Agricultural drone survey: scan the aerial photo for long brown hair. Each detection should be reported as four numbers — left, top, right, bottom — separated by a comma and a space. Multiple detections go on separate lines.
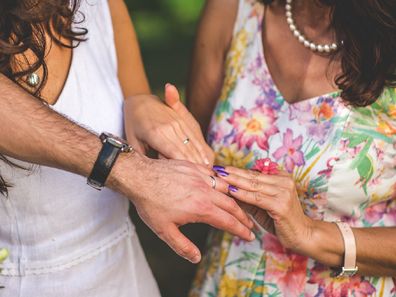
262, 0, 396, 106
0, 0, 87, 195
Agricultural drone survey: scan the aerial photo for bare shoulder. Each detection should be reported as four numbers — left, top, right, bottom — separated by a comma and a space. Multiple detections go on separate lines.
197, 0, 239, 54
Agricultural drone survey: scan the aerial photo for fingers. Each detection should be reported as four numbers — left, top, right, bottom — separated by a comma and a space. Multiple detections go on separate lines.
160, 122, 203, 164
212, 192, 254, 229
223, 166, 288, 186
201, 174, 229, 194
165, 84, 212, 165
227, 186, 276, 212
218, 170, 281, 195
160, 224, 201, 263
201, 205, 255, 242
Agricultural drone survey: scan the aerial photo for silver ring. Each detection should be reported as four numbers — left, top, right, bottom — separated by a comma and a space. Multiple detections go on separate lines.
183, 138, 190, 145
210, 176, 217, 189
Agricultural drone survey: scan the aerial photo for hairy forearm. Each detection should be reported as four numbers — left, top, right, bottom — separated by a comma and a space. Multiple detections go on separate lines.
0, 75, 101, 176
302, 220, 396, 276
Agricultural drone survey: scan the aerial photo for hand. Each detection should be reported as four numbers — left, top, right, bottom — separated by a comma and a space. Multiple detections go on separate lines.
214, 165, 313, 252
123, 86, 214, 166
111, 154, 254, 263
163, 84, 215, 165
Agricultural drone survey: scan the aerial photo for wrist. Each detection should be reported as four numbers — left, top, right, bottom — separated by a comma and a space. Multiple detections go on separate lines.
107, 151, 152, 201
298, 219, 344, 267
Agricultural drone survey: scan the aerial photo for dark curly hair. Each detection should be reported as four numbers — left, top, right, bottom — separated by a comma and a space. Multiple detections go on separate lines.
261, 0, 396, 106
0, 0, 87, 195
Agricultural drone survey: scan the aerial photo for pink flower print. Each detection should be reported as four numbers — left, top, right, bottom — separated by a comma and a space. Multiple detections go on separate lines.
391, 278, 396, 294
273, 129, 305, 173
318, 157, 339, 178
262, 233, 308, 296
364, 201, 388, 224
309, 263, 376, 297
228, 105, 278, 150
252, 158, 279, 174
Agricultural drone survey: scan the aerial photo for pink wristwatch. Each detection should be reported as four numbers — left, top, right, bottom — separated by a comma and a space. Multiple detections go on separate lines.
333, 221, 359, 277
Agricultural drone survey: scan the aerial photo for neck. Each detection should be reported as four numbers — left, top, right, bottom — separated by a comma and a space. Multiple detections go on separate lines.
293, 0, 332, 31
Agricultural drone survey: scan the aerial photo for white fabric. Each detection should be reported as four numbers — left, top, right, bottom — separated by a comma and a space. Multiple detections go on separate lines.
0, 1, 160, 296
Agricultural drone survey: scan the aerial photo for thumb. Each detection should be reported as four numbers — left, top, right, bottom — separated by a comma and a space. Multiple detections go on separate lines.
162, 224, 201, 264
164, 83, 185, 112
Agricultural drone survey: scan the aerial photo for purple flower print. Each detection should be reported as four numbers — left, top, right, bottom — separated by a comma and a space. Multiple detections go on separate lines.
273, 129, 305, 173
288, 101, 312, 123
307, 121, 332, 144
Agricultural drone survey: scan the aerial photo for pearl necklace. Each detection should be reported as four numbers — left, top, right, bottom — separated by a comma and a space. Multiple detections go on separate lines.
285, 0, 338, 53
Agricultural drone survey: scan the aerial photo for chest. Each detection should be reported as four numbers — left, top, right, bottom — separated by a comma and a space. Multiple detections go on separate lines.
262, 7, 340, 104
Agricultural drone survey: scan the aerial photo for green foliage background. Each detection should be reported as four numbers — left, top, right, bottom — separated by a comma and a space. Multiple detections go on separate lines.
124, 1, 208, 297
126, 0, 205, 95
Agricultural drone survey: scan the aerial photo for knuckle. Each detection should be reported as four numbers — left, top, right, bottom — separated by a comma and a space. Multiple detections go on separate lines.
248, 170, 261, 179
227, 199, 240, 213
253, 191, 262, 202
284, 178, 295, 190
225, 217, 238, 230
177, 243, 194, 258
249, 176, 261, 190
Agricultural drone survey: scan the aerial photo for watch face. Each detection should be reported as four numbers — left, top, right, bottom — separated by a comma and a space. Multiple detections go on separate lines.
100, 132, 132, 151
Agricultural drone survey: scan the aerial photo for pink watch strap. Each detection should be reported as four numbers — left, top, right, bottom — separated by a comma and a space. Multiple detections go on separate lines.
335, 221, 358, 276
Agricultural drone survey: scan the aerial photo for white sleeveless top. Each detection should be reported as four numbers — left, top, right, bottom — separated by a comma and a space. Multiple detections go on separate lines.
0, 1, 160, 296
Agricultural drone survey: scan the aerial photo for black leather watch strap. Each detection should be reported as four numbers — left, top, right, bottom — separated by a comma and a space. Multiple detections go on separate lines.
87, 140, 122, 190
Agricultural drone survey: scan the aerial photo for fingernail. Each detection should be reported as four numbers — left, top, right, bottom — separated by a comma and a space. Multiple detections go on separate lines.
228, 185, 238, 193
250, 231, 256, 241
191, 254, 201, 264
213, 165, 225, 171
216, 170, 229, 177
204, 158, 210, 165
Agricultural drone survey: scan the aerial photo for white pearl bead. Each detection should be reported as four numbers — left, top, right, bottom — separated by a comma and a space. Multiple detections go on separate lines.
285, 0, 339, 53
324, 45, 331, 52
294, 30, 301, 38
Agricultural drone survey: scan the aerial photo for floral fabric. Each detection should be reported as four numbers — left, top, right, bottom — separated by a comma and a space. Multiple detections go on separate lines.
189, 0, 396, 296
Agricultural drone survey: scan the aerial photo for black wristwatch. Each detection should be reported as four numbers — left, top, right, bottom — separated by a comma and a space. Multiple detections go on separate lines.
87, 132, 134, 190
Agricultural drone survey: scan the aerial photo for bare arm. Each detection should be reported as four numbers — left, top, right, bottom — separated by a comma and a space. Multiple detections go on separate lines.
0, 75, 100, 176
109, 0, 215, 165
187, 0, 238, 134
218, 166, 396, 276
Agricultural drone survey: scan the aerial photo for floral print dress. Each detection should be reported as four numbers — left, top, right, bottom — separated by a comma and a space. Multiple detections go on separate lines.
189, 0, 396, 296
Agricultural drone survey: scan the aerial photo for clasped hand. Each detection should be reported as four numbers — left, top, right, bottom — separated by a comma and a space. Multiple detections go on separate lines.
213, 165, 314, 253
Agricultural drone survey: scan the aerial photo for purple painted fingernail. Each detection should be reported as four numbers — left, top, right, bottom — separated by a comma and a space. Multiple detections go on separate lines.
228, 185, 238, 193
213, 165, 225, 171
216, 170, 229, 177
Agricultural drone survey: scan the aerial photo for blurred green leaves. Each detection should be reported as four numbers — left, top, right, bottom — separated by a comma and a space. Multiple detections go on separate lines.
125, 0, 205, 94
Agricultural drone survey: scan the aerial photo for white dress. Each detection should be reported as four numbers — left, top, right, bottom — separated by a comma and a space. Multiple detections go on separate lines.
0, 1, 161, 296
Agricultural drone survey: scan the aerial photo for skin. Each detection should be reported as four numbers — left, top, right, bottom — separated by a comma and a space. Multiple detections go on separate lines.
0, 0, 255, 264
186, 0, 396, 276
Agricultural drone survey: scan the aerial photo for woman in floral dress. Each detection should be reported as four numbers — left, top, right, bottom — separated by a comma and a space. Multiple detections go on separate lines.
186, 0, 396, 296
